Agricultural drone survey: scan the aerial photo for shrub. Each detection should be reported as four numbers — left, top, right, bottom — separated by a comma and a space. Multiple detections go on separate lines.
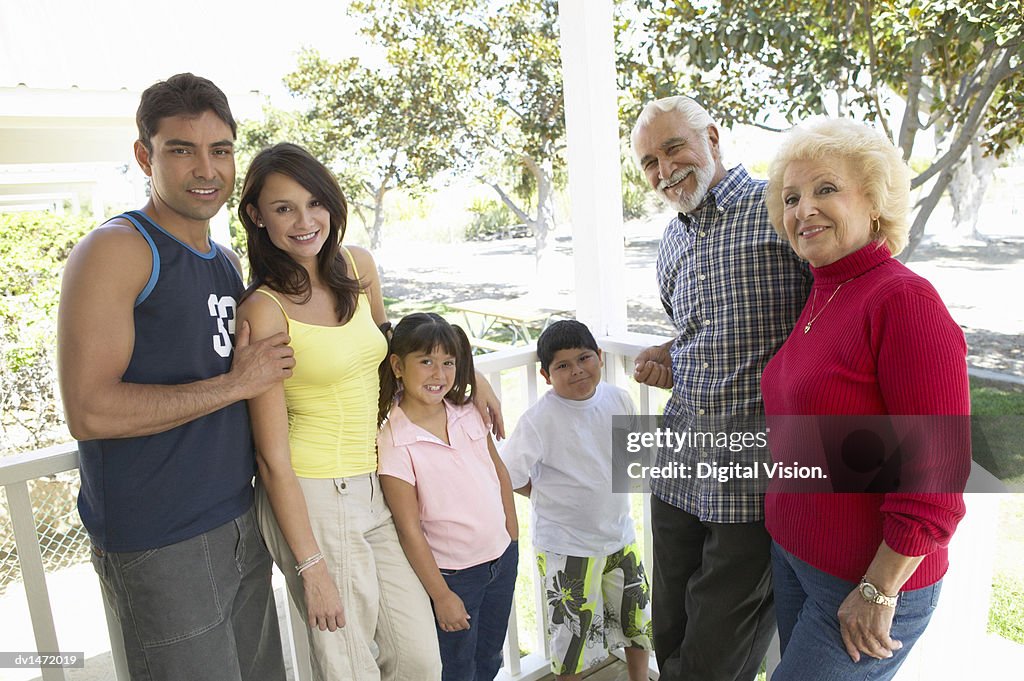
622, 159, 654, 220
1, 212, 93, 453
464, 197, 523, 240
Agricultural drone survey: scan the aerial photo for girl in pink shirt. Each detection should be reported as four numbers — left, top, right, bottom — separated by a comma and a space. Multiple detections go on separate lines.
377, 313, 519, 681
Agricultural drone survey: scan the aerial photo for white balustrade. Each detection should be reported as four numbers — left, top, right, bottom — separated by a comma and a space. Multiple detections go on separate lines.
0, 337, 1010, 681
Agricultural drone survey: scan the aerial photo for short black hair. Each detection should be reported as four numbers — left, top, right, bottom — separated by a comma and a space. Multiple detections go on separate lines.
537, 319, 599, 372
136, 73, 236, 152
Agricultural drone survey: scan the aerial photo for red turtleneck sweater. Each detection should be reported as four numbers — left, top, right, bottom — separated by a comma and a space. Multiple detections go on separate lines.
762, 241, 970, 590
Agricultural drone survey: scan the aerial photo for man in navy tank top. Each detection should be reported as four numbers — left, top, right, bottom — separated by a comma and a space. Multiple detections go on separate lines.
57, 73, 294, 681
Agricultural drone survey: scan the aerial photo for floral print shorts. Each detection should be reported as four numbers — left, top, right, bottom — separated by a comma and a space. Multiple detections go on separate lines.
537, 543, 653, 675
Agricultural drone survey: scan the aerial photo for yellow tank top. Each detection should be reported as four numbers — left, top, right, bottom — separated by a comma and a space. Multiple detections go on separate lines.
253, 249, 386, 478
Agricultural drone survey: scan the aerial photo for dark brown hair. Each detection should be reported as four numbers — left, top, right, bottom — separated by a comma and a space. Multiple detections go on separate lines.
378, 313, 476, 426
136, 73, 236, 152
537, 319, 600, 372
238, 143, 361, 321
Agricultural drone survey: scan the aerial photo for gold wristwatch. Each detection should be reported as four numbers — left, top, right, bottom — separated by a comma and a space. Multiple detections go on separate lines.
858, 577, 898, 607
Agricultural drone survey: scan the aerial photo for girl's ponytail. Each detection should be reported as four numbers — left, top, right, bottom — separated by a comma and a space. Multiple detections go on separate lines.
448, 323, 477, 407
378, 338, 400, 428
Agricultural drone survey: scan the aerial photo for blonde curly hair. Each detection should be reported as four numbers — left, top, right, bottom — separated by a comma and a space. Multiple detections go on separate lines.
765, 118, 911, 256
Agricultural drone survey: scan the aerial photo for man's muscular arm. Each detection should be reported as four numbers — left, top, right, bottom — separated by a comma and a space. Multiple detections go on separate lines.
57, 222, 295, 441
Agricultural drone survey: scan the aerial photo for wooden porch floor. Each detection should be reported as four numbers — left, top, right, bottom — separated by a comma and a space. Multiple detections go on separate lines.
537, 656, 635, 681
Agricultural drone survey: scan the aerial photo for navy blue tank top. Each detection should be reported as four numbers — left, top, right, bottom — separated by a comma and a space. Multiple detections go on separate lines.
77, 211, 255, 552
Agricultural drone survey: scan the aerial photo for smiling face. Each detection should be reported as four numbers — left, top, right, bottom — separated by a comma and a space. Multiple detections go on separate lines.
633, 110, 724, 214
391, 345, 458, 411
781, 157, 877, 267
135, 110, 235, 227
541, 347, 603, 401
248, 172, 330, 268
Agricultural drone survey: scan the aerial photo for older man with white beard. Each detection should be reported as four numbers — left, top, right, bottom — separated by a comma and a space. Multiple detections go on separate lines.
630, 96, 810, 681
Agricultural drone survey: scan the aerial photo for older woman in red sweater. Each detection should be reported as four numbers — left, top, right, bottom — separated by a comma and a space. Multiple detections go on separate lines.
761, 118, 970, 680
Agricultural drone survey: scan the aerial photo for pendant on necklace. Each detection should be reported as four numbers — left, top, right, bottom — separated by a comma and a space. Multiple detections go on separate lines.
803, 321, 812, 334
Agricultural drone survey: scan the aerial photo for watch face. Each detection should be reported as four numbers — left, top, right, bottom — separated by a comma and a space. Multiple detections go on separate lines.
859, 581, 895, 606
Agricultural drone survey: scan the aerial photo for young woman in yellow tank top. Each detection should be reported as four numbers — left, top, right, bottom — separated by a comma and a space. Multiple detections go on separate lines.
235, 143, 503, 681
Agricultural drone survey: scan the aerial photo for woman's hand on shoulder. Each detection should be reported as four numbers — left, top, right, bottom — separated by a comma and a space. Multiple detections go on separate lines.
300, 559, 346, 632
434, 589, 471, 632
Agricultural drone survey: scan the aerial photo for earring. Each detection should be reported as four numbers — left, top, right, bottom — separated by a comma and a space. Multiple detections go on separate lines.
872, 217, 881, 234
257, 221, 265, 228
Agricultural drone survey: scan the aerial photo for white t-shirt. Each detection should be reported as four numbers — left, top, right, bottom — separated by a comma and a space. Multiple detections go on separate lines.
500, 381, 637, 557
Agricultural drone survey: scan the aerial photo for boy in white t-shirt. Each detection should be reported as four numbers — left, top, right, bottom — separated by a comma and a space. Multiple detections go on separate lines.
501, 320, 652, 680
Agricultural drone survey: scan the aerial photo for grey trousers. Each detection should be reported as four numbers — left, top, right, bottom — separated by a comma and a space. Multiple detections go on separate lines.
91, 506, 286, 681
650, 495, 776, 681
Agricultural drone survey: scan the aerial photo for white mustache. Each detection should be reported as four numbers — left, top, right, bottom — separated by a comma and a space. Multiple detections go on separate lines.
658, 168, 694, 191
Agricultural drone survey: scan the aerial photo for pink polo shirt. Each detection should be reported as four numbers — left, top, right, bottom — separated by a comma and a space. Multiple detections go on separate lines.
378, 400, 511, 570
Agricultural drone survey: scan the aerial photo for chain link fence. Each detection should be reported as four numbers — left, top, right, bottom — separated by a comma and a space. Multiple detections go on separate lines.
0, 471, 91, 596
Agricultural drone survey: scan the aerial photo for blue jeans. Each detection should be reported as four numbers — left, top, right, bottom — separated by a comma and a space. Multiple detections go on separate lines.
436, 540, 518, 681
91, 507, 286, 681
771, 542, 941, 681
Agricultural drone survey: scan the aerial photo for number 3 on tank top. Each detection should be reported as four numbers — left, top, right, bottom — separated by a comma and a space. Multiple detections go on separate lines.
208, 294, 238, 358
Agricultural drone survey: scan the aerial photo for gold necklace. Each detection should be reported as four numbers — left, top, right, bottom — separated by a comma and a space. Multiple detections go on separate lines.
803, 276, 859, 334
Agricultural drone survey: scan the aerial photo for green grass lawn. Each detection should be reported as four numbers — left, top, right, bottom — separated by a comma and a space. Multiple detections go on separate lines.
970, 379, 1024, 487
991, 492, 1024, 644
970, 379, 1024, 644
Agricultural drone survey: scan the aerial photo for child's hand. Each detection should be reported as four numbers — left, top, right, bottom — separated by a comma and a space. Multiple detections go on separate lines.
301, 560, 346, 631
434, 590, 471, 632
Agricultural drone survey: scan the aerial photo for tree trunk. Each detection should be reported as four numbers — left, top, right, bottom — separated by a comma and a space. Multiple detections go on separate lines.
901, 161, 958, 262
527, 156, 556, 275
480, 154, 560, 286
948, 139, 999, 241
369, 187, 388, 251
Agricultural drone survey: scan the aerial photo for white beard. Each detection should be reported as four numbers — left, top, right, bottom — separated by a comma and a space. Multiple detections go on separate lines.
657, 138, 716, 214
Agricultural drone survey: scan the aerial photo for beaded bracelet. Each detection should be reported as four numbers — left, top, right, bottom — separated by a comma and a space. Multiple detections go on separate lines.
295, 552, 324, 576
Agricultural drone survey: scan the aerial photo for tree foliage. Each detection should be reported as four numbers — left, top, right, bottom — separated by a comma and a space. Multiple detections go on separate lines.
236, 42, 471, 251
621, 0, 1024, 258
1, 212, 92, 451
238, 0, 567, 263
349, 0, 567, 266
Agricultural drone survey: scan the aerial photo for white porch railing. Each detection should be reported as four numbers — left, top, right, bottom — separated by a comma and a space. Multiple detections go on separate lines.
0, 334, 1010, 681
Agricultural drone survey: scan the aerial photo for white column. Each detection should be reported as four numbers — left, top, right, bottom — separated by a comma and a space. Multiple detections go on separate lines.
557, 0, 627, 337
210, 206, 232, 247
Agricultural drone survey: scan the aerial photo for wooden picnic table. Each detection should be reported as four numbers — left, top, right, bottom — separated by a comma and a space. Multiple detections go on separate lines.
448, 295, 575, 350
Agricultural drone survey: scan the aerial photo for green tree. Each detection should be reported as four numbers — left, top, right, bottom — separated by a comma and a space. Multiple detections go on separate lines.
350, 0, 567, 269
239, 46, 471, 251
621, 0, 1024, 259
1, 212, 92, 451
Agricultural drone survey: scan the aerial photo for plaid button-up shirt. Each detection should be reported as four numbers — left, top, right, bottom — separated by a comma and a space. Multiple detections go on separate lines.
652, 165, 811, 522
